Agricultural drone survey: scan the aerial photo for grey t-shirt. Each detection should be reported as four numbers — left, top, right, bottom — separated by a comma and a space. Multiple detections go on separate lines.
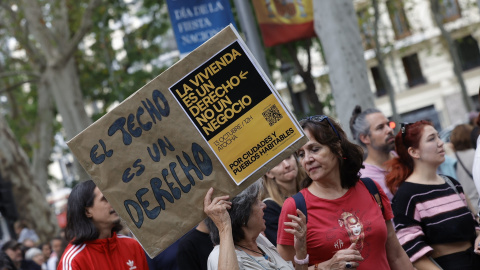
207, 234, 294, 270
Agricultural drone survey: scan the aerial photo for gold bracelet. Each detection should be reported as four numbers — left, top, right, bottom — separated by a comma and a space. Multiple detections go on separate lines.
314, 263, 319, 270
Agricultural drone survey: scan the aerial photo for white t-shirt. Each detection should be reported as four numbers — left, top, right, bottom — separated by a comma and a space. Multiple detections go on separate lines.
473, 136, 480, 209
47, 255, 58, 270
207, 234, 294, 270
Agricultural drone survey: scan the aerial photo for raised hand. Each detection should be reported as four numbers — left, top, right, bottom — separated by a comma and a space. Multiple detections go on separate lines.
283, 209, 307, 253
203, 187, 232, 231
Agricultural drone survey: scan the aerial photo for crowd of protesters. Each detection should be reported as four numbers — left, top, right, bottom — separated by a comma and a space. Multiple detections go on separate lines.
0, 220, 67, 270
2, 103, 480, 270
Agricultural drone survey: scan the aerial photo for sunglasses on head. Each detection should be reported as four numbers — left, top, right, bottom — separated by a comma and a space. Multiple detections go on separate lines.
401, 122, 413, 144
301, 115, 342, 141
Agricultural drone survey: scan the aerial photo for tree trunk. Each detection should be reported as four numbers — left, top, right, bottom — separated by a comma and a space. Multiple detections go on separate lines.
372, 0, 400, 129
44, 60, 92, 181
286, 42, 324, 115
19, 0, 100, 180
430, 0, 474, 111
313, 0, 375, 137
30, 75, 55, 194
275, 47, 304, 116
0, 115, 58, 243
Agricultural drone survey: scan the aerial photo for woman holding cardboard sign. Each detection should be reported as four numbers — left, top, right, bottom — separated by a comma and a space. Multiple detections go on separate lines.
204, 183, 309, 270
276, 115, 412, 269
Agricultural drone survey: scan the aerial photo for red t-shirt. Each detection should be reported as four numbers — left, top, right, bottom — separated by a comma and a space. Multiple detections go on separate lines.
277, 180, 393, 269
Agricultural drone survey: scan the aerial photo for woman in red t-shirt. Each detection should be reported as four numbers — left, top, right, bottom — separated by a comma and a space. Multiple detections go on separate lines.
277, 115, 413, 270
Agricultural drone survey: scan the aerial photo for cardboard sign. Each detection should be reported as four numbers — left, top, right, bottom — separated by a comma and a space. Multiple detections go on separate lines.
67, 25, 307, 258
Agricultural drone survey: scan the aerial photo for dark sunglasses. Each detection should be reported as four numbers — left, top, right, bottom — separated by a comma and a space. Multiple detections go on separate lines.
301, 115, 342, 140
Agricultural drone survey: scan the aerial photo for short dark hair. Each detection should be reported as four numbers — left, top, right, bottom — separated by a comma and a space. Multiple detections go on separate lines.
65, 180, 122, 245
300, 116, 364, 189
208, 183, 260, 244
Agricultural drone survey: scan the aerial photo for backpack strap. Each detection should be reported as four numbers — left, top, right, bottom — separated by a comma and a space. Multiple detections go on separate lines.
360, 177, 384, 215
292, 192, 307, 224
292, 178, 384, 222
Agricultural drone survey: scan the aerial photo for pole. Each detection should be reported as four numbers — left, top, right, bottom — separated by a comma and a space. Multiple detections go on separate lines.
233, 0, 271, 77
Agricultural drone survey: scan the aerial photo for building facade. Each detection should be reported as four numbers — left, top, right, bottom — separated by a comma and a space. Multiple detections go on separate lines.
276, 0, 480, 131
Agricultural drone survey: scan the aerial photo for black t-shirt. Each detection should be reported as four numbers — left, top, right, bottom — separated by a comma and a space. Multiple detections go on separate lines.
263, 199, 282, 247
176, 229, 213, 270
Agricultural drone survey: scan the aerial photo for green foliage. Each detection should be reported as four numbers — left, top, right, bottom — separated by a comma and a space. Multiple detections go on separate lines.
0, 0, 174, 158
76, 0, 174, 121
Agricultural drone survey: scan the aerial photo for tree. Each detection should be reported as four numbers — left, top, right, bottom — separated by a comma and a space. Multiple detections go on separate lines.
76, 0, 173, 120
284, 39, 324, 116
237, 0, 324, 117
372, 0, 400, 128
0, 0, 173, 238
270, 40, 324, 117
313, 0, 375, 136
0, 113, 58, 242
1, 0, 103, 180
430, 0, 474, 111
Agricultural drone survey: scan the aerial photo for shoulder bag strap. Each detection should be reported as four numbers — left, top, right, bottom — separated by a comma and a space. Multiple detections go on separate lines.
360, 177, 384, 215
292, 192, 307, 224
441, 174, 460, 196
441, 174, 469, 208
454, 151, 474, 179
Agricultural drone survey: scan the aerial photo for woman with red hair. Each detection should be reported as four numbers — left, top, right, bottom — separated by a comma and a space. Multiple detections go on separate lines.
386, 120, 480, 269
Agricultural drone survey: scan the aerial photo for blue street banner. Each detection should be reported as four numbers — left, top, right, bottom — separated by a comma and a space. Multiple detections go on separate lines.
166, 0, 236, 55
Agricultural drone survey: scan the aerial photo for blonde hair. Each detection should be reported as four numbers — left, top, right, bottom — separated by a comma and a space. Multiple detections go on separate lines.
260, 156, 306, 206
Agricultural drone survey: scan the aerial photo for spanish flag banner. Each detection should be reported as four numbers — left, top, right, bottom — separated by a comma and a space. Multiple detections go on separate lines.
252, 0, 316, 47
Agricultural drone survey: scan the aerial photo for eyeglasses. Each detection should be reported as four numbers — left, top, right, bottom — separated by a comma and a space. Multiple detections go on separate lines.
401, 122, 413, 142
300, 115, 342, 140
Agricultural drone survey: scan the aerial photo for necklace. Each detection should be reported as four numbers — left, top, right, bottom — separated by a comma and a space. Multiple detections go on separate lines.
235, 244, 270, 261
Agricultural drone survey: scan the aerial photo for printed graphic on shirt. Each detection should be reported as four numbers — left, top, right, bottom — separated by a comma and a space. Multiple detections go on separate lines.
333, 239, 344, 249
338, 212, 365, 252
127, 259, 137, 270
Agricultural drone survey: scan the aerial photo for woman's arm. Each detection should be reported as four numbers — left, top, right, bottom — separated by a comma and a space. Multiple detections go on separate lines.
204, 188, 239, 270
412, 256, 442, 270
283, 210, 308, 270
384, 220, 414, 270
474, 230, 480, 255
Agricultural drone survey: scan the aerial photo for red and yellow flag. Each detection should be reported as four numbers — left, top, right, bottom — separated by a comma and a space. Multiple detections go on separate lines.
252, 0, 316, 47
